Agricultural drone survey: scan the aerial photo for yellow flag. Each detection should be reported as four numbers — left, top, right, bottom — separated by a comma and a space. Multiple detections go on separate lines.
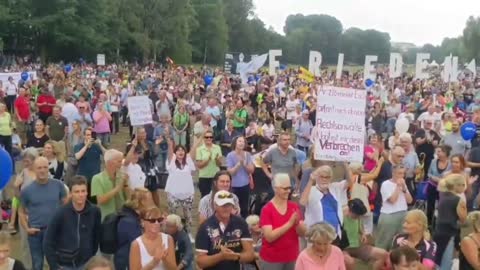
298, 67, 314, 82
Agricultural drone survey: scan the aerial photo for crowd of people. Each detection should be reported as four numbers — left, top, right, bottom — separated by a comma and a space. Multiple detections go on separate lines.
0, 62, 479, 270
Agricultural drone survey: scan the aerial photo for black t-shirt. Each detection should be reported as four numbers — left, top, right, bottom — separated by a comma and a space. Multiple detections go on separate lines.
195, 215, 252, 270
469, 146, 480, 177
414, 129, 440, 161
471, 122, 480, 148
26, 133, 50, 148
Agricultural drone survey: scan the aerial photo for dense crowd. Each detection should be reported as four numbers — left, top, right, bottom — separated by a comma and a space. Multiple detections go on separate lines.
0, 62, 479, 270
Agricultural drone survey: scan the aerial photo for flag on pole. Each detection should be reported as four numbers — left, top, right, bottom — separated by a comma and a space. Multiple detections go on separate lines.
298, 67, 314, 82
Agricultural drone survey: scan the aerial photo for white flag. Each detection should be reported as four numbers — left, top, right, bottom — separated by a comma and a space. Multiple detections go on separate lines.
238, 53, 268, 84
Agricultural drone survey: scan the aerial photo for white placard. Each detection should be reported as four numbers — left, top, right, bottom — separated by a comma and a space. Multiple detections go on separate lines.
127, 96, 152, 126
0, 72, 37, 86
314, 86, 366, 162
97, 54, 106, 66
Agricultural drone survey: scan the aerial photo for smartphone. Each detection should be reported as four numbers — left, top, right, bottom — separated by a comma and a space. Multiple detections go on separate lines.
91, 131, 97, 140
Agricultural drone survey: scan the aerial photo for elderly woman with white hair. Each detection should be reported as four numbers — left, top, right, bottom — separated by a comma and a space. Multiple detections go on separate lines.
398, 133, 420, 195
164, 214, 194, 270
259, 173, 306, 270
295, 222, 346, 270
300, 164, 352, 239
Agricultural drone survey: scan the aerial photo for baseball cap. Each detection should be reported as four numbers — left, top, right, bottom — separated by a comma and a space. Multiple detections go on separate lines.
214, 191, 235, 206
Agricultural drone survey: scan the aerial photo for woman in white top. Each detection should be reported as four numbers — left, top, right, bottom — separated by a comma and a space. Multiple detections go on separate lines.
123, 142, 147, 189
164, 137, 200, 231
129, 207, 176, 270
109, 87, 121, 134
375, 165, 413, 250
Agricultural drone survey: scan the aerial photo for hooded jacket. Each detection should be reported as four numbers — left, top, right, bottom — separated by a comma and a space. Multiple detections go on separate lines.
114, 206, 142, 270
44, 201, 101, 270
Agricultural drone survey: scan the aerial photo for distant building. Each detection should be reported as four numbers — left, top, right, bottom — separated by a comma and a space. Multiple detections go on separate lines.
391, 42, 418, 53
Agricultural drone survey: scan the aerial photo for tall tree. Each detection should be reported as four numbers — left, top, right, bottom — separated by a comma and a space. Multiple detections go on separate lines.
190, 0, 228, 64
284, 14, 343, 64
463, 16, 480, 61
223, 0, 254, 53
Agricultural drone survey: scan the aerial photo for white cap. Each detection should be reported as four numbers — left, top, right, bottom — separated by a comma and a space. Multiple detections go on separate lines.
214, 190, 235, 206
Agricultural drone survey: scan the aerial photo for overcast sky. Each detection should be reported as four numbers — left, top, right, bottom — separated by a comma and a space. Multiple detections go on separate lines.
253, 0, 478, 46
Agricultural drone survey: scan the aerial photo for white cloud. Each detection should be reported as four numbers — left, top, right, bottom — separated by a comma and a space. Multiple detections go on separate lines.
253, 0, 477, 46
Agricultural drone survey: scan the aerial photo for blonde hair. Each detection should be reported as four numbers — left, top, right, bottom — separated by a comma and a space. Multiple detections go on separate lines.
306, 222, 337, 243
438, 174, 466, 193
141, 207, 163, 220
246, 215, 260, 227
84, 256, 114, 270
348, 162, 363, 175
399, 133, 412, 143
166, 214, 184, 231
406, 209, 431, 240
468, 211, 480, 233
124, 188, 150, 212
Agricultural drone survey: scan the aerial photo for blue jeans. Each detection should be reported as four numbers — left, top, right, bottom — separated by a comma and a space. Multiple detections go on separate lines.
27, 228, 47, 270
386, 117, 396, 136
440, 237, 455, 270
468, 179, 480, 211
97, 132, 110, 147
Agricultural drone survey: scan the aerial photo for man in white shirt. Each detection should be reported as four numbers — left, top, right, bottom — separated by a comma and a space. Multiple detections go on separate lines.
285, 93, 299, 130
417, 105, 441, 128
5, 76, 18, 113
61, 97, 79, 133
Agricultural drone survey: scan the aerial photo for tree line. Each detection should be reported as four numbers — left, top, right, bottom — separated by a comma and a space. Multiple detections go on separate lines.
0, 0, 479, 65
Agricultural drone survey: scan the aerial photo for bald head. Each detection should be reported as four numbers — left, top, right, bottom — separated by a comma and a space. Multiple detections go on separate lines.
391, 146, 405, 165
34, 157, 50, 181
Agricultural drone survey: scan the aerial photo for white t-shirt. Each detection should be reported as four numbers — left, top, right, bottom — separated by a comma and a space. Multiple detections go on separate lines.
125, 163, 146, 189
165, 155, 196, 199
5, 82, 17, 96
380, 180, 408, 214
262, 124, 274, 140
285, 100, 299, 120
417, 112, 441, 128
398, 112, 415, 123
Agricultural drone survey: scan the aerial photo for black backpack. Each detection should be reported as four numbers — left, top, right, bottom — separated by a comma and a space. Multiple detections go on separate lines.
100, 212, 124, 254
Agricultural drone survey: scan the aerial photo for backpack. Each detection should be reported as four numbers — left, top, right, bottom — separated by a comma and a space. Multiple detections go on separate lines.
100, 212, 124, 254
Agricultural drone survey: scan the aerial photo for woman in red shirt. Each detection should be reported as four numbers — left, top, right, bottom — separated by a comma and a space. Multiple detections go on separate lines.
260, 173, 306, 270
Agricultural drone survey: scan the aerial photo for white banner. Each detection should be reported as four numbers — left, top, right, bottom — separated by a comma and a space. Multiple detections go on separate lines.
314, 86, 366, 162
127, 96, 152, 126
97, 54, 106, 66
0, 72, 37, 86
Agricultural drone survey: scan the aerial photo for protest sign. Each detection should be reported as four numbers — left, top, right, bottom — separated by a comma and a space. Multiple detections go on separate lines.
0, 71, 37, 86
127, 96, 152, 126
314, 86, 366, 162
97, 54, 106, 66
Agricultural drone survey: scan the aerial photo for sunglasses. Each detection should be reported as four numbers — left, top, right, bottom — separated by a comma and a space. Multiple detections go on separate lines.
204, 136, 213, 139
144, 217, 164, 223
217, 193, 233, 199
278, 186, 292, 191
